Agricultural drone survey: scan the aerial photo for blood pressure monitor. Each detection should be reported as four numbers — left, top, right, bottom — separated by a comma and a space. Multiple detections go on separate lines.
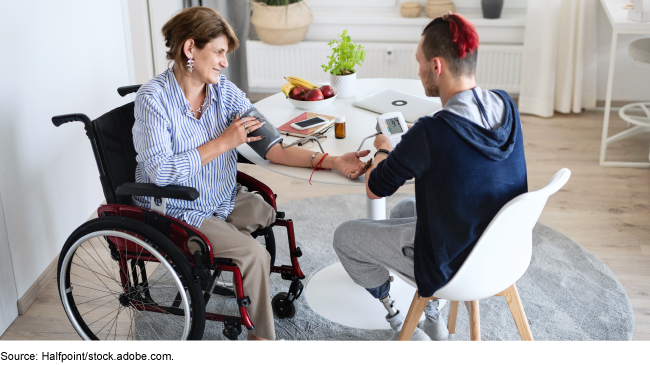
377, 112, 408, 148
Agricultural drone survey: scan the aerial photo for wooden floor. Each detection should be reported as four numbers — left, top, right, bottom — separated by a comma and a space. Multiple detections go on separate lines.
2, 109, 649, 341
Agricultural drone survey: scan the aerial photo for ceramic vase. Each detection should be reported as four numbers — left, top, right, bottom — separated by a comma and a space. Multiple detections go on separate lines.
329, 72, 356, 99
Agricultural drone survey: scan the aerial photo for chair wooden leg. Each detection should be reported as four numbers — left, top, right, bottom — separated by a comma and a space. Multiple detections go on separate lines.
397, 291, 428, 341
469, 300, 480, 341
504, 283, 533, 341
447, 301, 459, 334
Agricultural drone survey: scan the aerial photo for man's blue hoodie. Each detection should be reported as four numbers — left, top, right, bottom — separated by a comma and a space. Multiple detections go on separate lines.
368, 89, 528, 297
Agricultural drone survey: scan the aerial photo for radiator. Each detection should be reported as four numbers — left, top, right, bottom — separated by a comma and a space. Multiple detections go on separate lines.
247, 40, 523, 94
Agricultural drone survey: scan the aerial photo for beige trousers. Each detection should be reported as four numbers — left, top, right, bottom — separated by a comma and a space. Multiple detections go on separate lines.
198, 184, 277, 340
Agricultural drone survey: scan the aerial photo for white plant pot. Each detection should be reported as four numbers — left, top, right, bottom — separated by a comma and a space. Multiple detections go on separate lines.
329, 72, 356, 99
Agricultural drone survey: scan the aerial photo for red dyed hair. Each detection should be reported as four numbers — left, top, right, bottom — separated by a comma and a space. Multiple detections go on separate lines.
448, 14, 479, 59
421, 13, 479, 77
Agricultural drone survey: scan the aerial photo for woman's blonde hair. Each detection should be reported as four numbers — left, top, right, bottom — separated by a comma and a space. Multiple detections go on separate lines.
162, 6, 239, 69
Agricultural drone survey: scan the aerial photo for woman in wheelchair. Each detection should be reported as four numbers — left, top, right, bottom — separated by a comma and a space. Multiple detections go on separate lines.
131, 7, 370, 341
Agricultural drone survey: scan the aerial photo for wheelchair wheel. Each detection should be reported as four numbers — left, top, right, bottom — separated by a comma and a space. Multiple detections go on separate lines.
57, 216, 205, 340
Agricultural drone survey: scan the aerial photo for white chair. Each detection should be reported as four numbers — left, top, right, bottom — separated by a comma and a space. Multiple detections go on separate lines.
603, 38, 650, 165
396, 168, 572, 341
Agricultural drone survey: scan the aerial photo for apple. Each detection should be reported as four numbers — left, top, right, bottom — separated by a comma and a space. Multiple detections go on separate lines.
290, 87, 309, 101
305, 89, 324, 101
320, 85, 335, 99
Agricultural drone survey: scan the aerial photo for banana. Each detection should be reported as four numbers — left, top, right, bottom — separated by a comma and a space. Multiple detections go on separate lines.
281, 83, 296, 97
284, 76, 319, 90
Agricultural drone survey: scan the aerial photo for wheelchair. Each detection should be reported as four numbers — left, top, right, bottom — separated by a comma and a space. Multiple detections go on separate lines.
52, 85, 305, 340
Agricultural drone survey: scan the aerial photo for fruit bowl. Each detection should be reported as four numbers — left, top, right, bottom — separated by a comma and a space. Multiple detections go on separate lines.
286, 86, 338, 110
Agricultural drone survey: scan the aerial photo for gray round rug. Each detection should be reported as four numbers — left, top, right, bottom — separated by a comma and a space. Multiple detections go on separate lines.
195, 194, 634, 340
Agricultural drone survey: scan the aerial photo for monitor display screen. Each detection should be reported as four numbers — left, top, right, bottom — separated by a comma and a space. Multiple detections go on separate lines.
385, 117, 403, 134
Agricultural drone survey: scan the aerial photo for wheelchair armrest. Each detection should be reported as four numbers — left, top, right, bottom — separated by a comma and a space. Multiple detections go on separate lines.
236, 171, 277, 211
116, 182, 199, 201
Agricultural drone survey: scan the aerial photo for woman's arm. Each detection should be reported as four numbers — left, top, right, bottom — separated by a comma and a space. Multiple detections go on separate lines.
197, 115, 264, 165
134, 93, 265, 185
134, 94, 203, 186
223, 80, 372, 179
265, 144, 372, 179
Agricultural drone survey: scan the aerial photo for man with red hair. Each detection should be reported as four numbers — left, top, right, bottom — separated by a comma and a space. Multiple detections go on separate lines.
333, 12, 528, 341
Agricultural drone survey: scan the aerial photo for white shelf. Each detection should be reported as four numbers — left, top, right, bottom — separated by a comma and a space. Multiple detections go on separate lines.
305, 7, 526, 44
311, 8, 526, 27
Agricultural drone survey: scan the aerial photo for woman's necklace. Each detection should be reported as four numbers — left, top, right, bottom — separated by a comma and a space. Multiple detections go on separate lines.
190, 86, 207, 118
191, 104, 203, 118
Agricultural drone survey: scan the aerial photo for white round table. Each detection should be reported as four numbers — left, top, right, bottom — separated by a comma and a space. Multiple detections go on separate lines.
237, 78, 440, 220
237, 79, 443, 330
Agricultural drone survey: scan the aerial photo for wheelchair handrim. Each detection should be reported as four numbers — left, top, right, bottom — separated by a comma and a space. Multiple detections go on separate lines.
59, 230, 191, 340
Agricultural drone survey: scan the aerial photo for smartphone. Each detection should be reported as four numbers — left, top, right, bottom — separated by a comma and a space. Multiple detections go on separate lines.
291, 116, 329, 130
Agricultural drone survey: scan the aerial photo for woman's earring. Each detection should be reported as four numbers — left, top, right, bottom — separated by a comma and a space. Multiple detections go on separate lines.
187, 57, 194, 73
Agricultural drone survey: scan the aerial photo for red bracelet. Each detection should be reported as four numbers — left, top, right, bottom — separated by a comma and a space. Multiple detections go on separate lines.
309, 153, 329, 185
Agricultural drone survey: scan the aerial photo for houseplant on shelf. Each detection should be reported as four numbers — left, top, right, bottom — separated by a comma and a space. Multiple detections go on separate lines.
250, 0, 313, 45
321, 30, 366, 99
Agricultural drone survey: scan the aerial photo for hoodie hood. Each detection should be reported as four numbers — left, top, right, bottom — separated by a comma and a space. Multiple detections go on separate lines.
434, 89, 519, 162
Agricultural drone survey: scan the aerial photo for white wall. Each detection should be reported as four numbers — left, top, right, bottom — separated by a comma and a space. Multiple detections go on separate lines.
128, 0, 156, 84
596, 3, 650, 102
0, 1, 133, 302
148, 0, 184, 76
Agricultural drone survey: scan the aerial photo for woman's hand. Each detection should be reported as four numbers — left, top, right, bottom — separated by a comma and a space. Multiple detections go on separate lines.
373, 134, 393, 152
333, 150, 372, 179
217, 115, 265, 151
198, 115, 266, 165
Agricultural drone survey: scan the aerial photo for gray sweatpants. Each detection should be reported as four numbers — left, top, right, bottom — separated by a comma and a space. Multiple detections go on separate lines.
333, 197, 417, 291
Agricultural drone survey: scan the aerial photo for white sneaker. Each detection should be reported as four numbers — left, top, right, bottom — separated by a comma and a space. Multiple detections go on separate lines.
386, 311, 431, 341
417, 300, 449, 341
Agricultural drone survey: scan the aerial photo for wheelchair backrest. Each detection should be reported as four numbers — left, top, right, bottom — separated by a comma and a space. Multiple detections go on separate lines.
92, 102, 138, 205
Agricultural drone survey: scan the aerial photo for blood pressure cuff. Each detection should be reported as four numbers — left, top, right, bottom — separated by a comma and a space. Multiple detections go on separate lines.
240, 107, 283, 160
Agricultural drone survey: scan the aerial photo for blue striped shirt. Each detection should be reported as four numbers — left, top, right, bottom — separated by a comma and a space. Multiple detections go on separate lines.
132, 68, 253, 227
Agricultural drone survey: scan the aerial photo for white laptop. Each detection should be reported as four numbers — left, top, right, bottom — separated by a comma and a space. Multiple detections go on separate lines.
352, 89, 442, 123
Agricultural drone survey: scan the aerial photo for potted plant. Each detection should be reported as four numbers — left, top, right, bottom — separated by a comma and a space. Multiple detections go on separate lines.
250, 0, 313, 45
321, 30, 366, 99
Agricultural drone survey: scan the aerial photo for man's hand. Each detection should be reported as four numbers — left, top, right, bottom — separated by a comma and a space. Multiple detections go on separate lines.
373, 134, 393, 152
333, 150, 372, 179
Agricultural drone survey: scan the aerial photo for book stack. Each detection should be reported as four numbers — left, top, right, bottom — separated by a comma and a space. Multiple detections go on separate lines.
278, 112, 335, 138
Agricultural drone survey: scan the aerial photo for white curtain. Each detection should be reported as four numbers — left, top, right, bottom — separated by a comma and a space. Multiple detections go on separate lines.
519, 0, 598, 118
